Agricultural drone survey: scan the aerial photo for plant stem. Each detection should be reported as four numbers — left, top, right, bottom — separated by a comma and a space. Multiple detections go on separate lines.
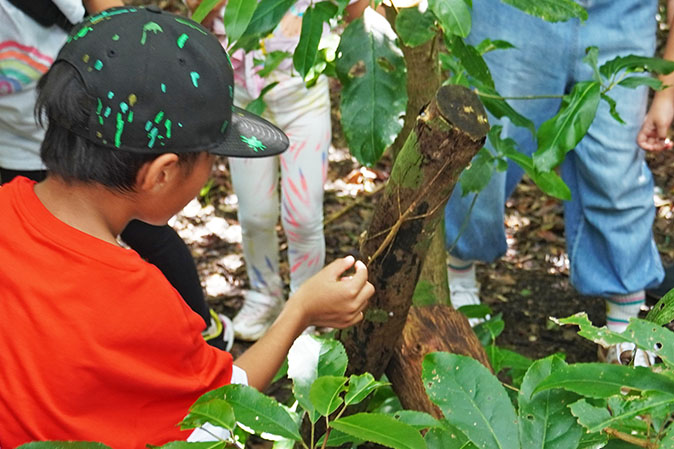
604, 427, 658, 449
475, 89, 564, 101
320, 427, 332, 449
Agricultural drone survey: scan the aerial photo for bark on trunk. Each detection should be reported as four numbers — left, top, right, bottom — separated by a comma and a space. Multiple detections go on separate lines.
339, 84, 489, 380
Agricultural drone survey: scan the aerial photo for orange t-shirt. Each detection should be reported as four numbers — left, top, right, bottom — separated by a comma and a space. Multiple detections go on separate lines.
0, 177, 234, 448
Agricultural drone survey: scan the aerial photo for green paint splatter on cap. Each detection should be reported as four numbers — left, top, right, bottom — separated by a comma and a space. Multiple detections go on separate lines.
145, 121, 153, 132
190, 72, 200, 87
241, 135, 266, 152
161, 83, 166, 93
220, 120, 228, 133
165, 119, 172, 138
115, 113, 124, 147
174, 17, 207, 35
128, 111, 134, 123
96, 98, 103, 115
141, 22, 163, 45
154, 111, 164, 123
82, 54, 90, 63
128, 94, 137, 106
177, 33, 189, 49
69, 26, 93, 43
103, 107, 111, 118
229, 85, 233, 98
112, 34, 120, 41
107, 91, 114, 99
120, 102, 128, 113
94, 60, 103, 71
148, 127, 159, 148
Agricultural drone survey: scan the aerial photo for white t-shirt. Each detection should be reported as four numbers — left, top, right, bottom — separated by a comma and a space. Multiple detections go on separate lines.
0, 0, 84, 170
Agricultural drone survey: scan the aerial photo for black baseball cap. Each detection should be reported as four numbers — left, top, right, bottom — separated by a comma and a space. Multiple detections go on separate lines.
54, 6, 288, 158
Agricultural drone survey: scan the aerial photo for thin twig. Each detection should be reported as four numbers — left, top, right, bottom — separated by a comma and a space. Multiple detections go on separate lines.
603, 427, 658, 449
323, 183, 385, 227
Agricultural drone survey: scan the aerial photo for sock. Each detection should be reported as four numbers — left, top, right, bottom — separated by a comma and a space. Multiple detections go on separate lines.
447, 255, 476, 285
605, 291, 645, 333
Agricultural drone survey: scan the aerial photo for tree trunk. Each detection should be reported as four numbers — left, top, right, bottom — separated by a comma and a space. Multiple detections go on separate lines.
339, 85, 489, 383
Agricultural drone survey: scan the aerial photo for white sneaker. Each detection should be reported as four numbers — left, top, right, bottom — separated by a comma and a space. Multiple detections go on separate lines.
448, 271, 487, 327
233, 290, 284, 341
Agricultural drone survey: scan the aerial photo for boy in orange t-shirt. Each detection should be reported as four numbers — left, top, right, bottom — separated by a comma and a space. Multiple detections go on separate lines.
0, 7, 373, 448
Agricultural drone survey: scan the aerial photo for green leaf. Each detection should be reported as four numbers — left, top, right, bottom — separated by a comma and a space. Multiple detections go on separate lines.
486, 345, 533, 380
618, 76, 664, 90
309, 375, 347, 416
331, 413, 426, 449
447, 36, 494, 89
600, 55, 674, 79
646, 288, 674, 325
476, 38, 515, 54
239, 0, 294, 47
221, 384, 301, 440
518, 356, 584, 449
244, 82, 278, 115
257, 51, 291, 77
316, 429, 363, 447
336, 9, 407, 166
293, 2, 337, 79
392, 410, 441, 430
600, 93, 625, 125
223, 0, 257, 43
395, 6, 436, 47
473, 313, 505, 345
191, 0, 222, 24
17, 444, 112, 449
554, 313, 674, 367
661, 423, 674, 449
533, 81, 601, 172
475, 85, 535, 136
500, 0, 588, 22
457, 303, 492, 319
423, 352, 519, 449
429, 0, 471, 38
345, 373, 389, 406
424, 425, 477, 449
583, 46, 601, 82
180, 399, 236, 431
529, 170, 572, 201
459, 148, 495, 195
577, 431, 608, 449
534, 364, 674, 398
570, 392, 674, 433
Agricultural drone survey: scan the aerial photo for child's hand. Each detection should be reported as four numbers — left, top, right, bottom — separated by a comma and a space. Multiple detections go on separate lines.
288, 256, 374, 329
638, 92, 674, 151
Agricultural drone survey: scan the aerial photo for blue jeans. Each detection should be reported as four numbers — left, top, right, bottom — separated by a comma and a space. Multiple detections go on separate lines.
444, 0, 664, 296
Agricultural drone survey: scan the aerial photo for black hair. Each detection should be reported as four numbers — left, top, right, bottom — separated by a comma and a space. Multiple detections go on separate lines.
35, 62, 199, 192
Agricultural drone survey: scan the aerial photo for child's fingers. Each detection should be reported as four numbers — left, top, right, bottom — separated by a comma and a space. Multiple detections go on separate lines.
325, 256, 356, 279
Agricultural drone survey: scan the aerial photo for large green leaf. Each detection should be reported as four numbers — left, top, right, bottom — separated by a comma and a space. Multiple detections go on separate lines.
600, 55, 674, 79
533, 81, 600, 172
223, 0, 257, 44
239, 0, 294, 47
331, 413, 426, 449
534, 364, 674, 398
180, 399, 236, 431
336, 9, 407, 165
518, 356, 583, 449
191, 0, 222, 24
293, 2, 337, 79
500, 0, 588, 22
423, 352, 519, 449
429, 0, 471, 38
17, 444, 111, 449
459, 147, 495, 195
309, 375, 347, 416
554, 313, 674, 367
221, 384, 301, 441
447, 36, 494, 88
570, 392, 674, 433
395, 6, 436, 47
646, 288, 674, 326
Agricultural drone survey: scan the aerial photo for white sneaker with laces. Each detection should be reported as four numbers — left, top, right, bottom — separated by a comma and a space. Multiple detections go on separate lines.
233, 290, 284, 341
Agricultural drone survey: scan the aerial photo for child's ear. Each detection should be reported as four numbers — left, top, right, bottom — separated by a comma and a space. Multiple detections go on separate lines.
136, 153, 180, 193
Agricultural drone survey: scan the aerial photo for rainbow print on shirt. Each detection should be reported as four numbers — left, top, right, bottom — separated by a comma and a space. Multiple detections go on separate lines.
0, 41, 53, 95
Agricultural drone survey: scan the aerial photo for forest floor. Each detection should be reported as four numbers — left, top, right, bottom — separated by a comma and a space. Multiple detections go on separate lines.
169, 77, 674, 366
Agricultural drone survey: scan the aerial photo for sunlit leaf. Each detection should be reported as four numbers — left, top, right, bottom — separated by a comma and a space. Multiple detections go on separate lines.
336, 9, 407, 165
395, 5, 436, 47
534, 81, 600, 172
238, 0, 294, 49
293, 2, 337, 78
600, 55, 674, 79
534, 364, 674, 398
223, 0, 257, 43
221, 384, 301, 440
646, 288, 674, 326
309, 375, 347, 416
191, 0, 222, 24
518, 355, 583, 449
423, 352, 519, 449
500, 0, 587, 22
331, 413, 426, 449
429, 0, 471, 37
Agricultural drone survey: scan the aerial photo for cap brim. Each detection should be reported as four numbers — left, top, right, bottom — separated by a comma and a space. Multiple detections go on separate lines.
212, 106, 289, 158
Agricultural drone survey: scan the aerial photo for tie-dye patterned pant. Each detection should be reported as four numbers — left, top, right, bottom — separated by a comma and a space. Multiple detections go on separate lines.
229, 74, 330, 300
